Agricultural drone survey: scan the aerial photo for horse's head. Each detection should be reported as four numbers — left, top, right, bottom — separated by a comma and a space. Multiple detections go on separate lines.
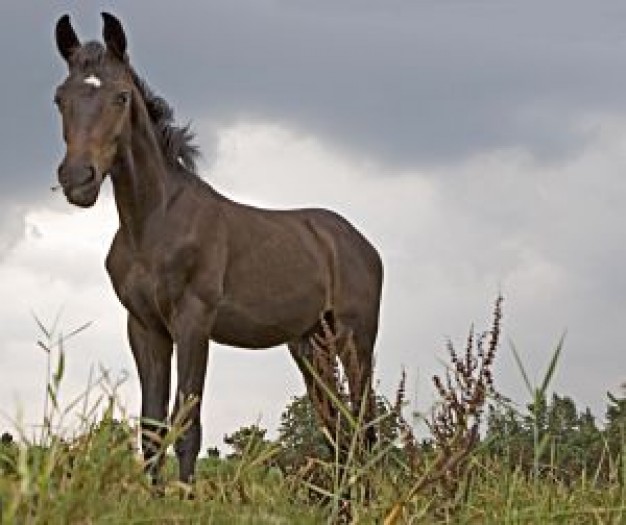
54, 13, 133, 208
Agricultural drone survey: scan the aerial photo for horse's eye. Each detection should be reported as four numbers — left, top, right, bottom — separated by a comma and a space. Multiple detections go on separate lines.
114, 91, 130, 106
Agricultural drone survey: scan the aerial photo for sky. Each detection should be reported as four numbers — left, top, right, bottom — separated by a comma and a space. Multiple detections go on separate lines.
1, 1, 625, 451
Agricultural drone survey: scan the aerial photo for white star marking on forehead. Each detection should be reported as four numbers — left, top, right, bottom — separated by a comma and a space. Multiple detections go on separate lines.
84, 75, 102, 88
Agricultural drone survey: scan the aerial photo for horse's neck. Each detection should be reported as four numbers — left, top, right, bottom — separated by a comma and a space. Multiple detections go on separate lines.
110, 120, 171, 245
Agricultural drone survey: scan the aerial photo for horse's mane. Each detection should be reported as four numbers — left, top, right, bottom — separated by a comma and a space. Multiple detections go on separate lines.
130, 70, 200, 173
73, 42, 200, 173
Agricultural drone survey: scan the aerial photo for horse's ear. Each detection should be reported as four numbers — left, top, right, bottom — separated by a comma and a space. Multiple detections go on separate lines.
55, 14, 80, 63
102, 12, 127, 61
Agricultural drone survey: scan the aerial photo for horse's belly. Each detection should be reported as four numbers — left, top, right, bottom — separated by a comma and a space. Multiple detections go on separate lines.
211, 299, 319, 349
211, 328, 285, 349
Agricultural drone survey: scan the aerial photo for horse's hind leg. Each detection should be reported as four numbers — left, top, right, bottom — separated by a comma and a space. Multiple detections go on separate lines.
337, 324, 377, 450
288, 340, 343, 451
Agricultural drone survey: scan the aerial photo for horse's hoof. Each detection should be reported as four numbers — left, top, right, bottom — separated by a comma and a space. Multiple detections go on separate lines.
175, 481, 195, 500
151, 484, 165, 498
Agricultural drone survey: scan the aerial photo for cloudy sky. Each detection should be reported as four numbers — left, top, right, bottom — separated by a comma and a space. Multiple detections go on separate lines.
1, 1, 625, 450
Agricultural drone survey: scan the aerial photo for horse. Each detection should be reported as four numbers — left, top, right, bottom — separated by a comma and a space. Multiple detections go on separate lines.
53, 12, 383, 485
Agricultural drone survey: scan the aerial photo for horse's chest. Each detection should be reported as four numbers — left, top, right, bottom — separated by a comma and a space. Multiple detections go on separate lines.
107, 245, 196, 327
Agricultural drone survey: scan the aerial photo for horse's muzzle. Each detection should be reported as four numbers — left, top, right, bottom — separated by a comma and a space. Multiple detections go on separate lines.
58, 162, 103, 208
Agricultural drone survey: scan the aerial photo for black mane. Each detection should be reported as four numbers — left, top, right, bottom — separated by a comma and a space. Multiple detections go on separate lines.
73, 42, 200, 173
130, 70, 200, 173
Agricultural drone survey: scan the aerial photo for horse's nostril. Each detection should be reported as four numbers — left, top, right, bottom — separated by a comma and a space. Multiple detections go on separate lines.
57, 163, 68, 185
85, 165, 97, 183
57, 163, 97, 188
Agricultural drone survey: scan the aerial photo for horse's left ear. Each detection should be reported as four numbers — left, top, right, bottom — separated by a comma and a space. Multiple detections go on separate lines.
102, 12, 127, 60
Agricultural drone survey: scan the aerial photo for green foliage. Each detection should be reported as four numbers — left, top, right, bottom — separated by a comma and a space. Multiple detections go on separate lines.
490, 336, 624, 487
223, 424, 269, 458
607, 388, 626, 441
273, 391, 411, 482
0, 404, 144, 523
0, 432, 17, 477
276, 395, 331, 471
205, 445, 220, 458
0, 304, 624, 523
486, 393, 609, 483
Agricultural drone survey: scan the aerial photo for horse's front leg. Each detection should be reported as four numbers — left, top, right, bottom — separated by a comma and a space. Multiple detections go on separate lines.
128, 314, 173, 483
171, 305, 213, 484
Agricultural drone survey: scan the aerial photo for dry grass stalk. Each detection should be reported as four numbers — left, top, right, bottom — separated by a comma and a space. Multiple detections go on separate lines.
385, 295, 504, 524
428, 294, 502, 494
391, 369, 420, 470
307, 314, 348, 445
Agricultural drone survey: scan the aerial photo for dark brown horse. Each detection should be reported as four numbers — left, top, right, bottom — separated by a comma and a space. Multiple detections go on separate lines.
53, 13, 383, 484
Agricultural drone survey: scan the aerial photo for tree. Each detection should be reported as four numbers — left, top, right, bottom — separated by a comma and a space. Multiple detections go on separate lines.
277, 395, 330, 470
545, 394, 602, 482
1, 431, 17, 475
206, 446, 220, 459
606, 385, 626, 483
546, 394, 578, 439
606, 387, 626, 439
223, 424, 268, 458
276, 392, 410, 472
485, 403, 534, 473
485, 393, 605, 482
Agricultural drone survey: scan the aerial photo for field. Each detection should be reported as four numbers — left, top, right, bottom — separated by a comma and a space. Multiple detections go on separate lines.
1, 298, 624, 524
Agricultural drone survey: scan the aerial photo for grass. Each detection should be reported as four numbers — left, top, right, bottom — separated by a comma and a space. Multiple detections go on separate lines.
0, 300, 624, 524
2, 444, 624, 523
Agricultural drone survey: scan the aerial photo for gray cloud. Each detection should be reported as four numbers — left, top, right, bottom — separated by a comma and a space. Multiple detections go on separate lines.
3, 0, 626, 206
115, 1, 626, 166
1, 1, 626, 443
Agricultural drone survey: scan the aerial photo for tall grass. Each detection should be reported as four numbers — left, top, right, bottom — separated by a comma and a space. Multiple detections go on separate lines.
0, 301, 624, 524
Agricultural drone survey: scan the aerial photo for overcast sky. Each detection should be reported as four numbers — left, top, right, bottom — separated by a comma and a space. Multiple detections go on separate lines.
1, 1, 625, 450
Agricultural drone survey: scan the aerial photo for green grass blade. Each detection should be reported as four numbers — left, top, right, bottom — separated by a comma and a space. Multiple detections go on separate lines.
509, 339, 533, 397
53, 336, 65, 388
538, 331, 566, 397
31, 311, 50, 340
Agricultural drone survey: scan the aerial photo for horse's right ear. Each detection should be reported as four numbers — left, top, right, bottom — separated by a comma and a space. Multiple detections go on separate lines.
55, 14, 80, 63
